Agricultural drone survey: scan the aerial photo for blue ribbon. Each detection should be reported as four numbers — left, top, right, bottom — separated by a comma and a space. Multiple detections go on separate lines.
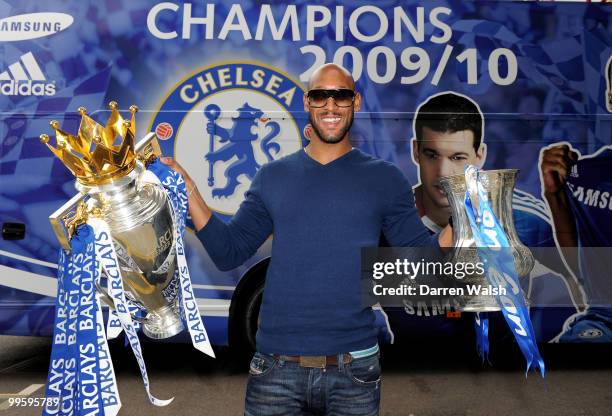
463, 165, 545, 377
73, 226, 103, 415
147, 158, 214, 357
147, 159, 187, 218
474, 312, 490, 364
43, 224, 104, 415
42, 250, 69, 415
59, 228, 83, 415
90, 218, 173, 407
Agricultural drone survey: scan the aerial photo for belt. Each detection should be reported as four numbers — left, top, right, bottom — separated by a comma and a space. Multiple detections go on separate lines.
274, 354, 353, 368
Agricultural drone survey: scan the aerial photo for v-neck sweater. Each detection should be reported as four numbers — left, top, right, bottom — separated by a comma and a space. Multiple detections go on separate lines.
197, 148, 439, 355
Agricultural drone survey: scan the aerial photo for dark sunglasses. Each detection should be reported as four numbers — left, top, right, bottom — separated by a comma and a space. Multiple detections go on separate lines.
307, 89, 356, 108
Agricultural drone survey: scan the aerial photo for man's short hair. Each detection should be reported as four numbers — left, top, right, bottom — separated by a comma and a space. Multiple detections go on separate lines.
414, 92, 484, 151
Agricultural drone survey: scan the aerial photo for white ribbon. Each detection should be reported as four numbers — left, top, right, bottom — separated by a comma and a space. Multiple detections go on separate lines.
143, 167, 215, 358
93, 254, 121, 416
90, 218, 174, 407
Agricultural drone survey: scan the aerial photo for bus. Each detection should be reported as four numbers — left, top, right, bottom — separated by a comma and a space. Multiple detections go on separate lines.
1, 0, 610, 354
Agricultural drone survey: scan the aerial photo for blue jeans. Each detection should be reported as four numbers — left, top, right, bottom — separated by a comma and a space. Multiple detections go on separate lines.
244, 351, 381, 416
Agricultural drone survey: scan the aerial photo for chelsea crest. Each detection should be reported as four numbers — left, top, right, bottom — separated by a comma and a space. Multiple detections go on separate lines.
150, 62, 307, 217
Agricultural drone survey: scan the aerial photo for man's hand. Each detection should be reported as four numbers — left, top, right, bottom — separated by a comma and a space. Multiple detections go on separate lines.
539, 143, 580, 277
438, 223, 453, 252
540, 144, 577, 196
160, 157, 213, 231
161, 157, 194, 188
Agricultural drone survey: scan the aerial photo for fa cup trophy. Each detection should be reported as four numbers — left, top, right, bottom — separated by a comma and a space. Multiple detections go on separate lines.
438, 166, 544, 377
439, 168, 535, 311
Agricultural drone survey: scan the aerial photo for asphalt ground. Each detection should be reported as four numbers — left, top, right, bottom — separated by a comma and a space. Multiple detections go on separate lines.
0, 335, 611, 416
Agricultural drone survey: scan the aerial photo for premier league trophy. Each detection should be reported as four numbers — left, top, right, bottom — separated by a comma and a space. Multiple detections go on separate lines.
42, 102, 183, 338
40, 102, 213, 415
439, 168, 535, 311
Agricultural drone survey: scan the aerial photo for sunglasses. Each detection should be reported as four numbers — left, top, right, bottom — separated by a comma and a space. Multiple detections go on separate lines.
306, 89, 356, 108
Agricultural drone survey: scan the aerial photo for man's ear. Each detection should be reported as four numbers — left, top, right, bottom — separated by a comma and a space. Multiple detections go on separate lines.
475, 143, 487, 168
354, 92, 361, 112
411, 138, 420, 164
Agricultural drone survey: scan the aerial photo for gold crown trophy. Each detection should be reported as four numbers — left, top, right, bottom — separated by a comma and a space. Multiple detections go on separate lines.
42, 102, 184, 339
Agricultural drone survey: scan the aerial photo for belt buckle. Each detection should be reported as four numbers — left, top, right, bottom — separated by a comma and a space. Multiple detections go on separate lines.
299, 356, 326, 368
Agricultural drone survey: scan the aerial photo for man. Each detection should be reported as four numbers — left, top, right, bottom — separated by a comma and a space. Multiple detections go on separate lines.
400, 92, 585, 340
539, 56, 612, 341
163, 63, 452, 416
540, 142, 612, 342
411, 92, 551, 245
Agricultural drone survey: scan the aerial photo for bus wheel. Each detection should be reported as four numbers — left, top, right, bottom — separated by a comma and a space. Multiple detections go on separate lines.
243, 281, 264, 351
229, 264, 267, 358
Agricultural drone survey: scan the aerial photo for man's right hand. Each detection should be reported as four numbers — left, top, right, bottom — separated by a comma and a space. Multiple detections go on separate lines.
161, 157, 193, 185
160, 157, 213, 231
540, 144, 578, 195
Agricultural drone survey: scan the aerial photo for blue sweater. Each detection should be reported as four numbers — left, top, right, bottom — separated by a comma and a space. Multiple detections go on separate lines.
197, 148, 439, 355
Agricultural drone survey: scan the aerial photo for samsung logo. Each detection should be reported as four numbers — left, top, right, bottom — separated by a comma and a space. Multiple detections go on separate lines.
568, 184, 612, 211
0, 12, 73, 41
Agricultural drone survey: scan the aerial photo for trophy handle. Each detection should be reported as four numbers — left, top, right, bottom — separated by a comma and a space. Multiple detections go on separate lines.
95, 281, 147, 324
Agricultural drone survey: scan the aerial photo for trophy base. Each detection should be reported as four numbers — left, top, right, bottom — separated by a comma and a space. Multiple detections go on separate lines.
458, 291, 531, 312
460, 297, 501, 312
142, 305, 184, 339
461, 305, 501, 312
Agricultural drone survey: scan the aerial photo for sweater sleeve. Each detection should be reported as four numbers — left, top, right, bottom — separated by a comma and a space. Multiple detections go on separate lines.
196, 166, 273, 271
382, 168, 441, 249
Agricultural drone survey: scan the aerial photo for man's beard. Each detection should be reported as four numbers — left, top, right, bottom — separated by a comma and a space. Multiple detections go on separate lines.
309, 113, 354, 144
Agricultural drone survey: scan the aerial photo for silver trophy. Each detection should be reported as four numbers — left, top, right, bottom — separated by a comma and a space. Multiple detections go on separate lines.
43, 102, 184, 339
439, 169, 535, 311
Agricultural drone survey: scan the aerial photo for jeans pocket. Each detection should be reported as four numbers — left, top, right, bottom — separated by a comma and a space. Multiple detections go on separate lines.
346, 353, 381, 387
248, 352, 277, 378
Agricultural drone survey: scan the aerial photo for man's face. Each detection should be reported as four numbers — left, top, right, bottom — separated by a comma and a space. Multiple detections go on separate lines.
303, 69, 361, 144
413, 127, 485, 208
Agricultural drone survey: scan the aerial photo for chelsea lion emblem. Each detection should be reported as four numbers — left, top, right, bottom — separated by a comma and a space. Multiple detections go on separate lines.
150, 62, 307, 217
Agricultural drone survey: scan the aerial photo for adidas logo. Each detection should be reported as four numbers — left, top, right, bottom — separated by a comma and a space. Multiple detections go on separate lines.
0, 52, 56, 96
570, 164, 579, 178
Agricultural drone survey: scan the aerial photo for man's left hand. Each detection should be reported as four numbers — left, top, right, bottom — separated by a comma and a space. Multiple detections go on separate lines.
438, 224, 453, 252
